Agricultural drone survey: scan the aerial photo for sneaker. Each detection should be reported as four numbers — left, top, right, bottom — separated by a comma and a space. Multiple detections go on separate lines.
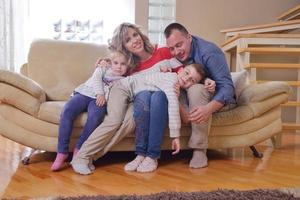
136, 157, 158, 173
71, 162, 92, 175
124, 155, 145, 171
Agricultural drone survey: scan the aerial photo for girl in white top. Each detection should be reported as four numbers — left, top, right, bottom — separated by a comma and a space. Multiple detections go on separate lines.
51, 50, 130, 171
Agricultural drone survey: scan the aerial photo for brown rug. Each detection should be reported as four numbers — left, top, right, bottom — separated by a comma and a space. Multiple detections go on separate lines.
37, 189, 300, 200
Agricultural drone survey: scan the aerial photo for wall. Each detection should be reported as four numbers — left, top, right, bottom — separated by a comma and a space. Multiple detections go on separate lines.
176, 0, 300, 45
135, 0, 149, 33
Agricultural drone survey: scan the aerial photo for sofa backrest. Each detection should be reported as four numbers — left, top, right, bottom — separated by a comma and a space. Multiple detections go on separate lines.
24, 39, 109, 101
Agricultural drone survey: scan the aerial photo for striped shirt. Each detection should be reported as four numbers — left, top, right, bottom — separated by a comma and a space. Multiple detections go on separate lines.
120, 72, 180, 138
74, 67, 124, 100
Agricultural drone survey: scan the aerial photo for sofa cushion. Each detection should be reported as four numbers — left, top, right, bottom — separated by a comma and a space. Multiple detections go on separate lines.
231, 70, 249, 99
212, 105, 254, 126
211, 107, 280, 136
27, 39, 109, 101
38, 101, 87, 127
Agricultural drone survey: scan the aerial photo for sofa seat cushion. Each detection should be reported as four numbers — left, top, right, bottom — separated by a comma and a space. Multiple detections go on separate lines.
211, 107, 280, 136
212, 105, 254, 126
38, 101, 87, 127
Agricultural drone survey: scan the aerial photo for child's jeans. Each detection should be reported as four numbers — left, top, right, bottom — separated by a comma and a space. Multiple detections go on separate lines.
57, 92, 107, 153
133, 90, 168, 159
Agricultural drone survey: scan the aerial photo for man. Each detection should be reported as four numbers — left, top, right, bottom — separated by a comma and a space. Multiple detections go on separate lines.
164, 23, 236, 168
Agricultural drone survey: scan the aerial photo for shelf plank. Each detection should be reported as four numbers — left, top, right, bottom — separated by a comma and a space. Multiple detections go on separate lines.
277, 5, 300, 21
282, 101, 300, 107
282, 123, 300, 130
244, 63, 300, 69
220, 19, 300, 34
221, 33, 300, 48
252, 80, 300, 86
238, 47, 300, 54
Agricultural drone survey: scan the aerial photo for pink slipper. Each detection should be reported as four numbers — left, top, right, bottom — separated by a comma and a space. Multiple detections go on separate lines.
51, 153, 68, 171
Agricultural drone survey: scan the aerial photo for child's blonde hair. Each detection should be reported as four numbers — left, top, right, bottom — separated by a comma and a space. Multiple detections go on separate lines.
108, 50, 132, 74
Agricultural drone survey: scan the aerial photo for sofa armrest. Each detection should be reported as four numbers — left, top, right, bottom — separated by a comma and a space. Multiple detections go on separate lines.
238, 81, 291, 105
0, 83, 44, 116
0, 69, 46, 102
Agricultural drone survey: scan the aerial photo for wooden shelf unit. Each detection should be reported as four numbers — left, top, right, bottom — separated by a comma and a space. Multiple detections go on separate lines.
220, 20, 300, 39
277, 4, 300, 21
221, 34, 300, 131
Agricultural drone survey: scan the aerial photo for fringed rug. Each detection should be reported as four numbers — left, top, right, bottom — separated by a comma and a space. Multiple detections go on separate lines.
30, 188, 300, 200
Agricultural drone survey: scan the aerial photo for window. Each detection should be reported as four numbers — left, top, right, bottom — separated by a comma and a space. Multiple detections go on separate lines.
28, 0, 135, 44
148, 0, 176, 45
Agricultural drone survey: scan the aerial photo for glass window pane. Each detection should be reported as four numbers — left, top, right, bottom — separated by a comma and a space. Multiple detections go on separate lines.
162, 6, 175, 18
149, 6, 160, 17
148, 0, 175, 45
148, 19, 161, 31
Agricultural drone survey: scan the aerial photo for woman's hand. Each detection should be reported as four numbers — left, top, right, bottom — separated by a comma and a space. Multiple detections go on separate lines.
95, 58, 111, 68
160, 66, 172, 73
172, 137, 180, 155
96, 94, 106, 106
204, 78, 216, 93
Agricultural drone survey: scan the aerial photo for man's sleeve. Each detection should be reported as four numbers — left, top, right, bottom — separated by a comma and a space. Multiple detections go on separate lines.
204, 50, 236, 105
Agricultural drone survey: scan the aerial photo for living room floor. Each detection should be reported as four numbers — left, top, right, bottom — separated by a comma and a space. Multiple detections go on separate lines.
0, 131, 299, 199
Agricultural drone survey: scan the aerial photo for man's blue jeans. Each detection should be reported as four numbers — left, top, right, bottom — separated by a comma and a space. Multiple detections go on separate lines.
133, 90, 168, 159
58, 93, 107, 153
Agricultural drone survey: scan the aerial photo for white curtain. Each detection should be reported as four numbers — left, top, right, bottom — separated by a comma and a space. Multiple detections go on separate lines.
0, 0, 29, 72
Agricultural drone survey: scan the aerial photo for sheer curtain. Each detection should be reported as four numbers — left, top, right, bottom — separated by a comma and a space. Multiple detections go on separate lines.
0, 0, 29, 72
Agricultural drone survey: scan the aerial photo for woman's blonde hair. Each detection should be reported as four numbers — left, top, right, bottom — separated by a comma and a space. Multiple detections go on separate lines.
108, 22, 154, 68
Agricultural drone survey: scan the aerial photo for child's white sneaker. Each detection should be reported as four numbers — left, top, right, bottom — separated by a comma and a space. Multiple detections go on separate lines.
124, 155, 145, 171
136, 156, 157, 173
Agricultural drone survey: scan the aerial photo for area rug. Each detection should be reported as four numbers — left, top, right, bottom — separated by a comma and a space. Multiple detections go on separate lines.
32, 188, 300, 200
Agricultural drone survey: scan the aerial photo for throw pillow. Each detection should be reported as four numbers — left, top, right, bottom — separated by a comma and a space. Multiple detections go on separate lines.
231, 70, 249, 99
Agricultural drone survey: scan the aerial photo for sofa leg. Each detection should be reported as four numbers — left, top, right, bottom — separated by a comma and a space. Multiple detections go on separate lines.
249, 146, 263, 158
270, 132, 282, 148
22, 149, 40, 165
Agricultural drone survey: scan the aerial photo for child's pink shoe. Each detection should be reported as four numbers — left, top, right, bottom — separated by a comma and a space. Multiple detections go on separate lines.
51, 153, 68, 171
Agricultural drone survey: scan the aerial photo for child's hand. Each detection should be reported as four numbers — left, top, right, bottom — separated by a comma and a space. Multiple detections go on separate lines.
160, 66, 172, 73
171, 137, 180, 155
204, 78, 216, 93
95, 58, 111, 68
96, 95, 106, 106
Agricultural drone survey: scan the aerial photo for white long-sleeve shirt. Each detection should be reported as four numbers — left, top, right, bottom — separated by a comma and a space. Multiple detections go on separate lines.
74, 67, 124, 99
120, 72, 180, 138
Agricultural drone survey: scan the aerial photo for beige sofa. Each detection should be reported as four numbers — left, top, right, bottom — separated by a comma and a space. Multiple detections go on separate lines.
0, 39, 290, 164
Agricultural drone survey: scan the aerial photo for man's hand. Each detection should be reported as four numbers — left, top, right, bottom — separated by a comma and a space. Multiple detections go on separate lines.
189, 105, 212, 124
96, 94, 106, 106
204, 78, 216, 93
171, 137, 180, 155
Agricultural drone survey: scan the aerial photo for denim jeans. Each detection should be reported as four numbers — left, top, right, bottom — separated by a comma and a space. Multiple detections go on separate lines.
58, 93, 107, 153
133, 90, 168, 159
